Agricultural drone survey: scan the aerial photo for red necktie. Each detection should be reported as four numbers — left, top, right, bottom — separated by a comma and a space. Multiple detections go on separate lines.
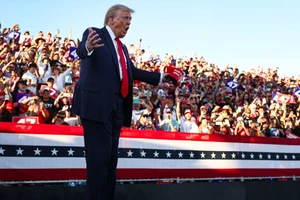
115, 37, 128, 98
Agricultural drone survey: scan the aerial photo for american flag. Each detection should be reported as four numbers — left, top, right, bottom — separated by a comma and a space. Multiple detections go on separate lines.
1, 123, 300, 182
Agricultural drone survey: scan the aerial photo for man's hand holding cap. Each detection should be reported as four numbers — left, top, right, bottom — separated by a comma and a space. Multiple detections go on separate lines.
163, 66, 184, 86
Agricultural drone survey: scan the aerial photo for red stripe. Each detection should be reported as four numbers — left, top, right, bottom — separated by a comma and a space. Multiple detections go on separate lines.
1, 168, 300, 181
1, 122, 300, 145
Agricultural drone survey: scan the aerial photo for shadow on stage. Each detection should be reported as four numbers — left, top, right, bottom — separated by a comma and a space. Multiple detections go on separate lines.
1, 180, 300, 200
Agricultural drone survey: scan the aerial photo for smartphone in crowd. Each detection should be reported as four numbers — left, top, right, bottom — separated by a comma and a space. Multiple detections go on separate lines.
148, 117, 152, 124
156, 108, 160, 115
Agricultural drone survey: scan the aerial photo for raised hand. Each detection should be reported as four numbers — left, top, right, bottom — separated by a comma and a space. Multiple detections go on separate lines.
139, 99, 145, 105
86, 27, 104, 52
175, 88, 179, 96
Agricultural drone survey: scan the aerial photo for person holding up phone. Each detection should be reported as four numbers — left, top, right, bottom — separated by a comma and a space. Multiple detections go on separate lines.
234, 117, 250, 136
158, 108, 179, 132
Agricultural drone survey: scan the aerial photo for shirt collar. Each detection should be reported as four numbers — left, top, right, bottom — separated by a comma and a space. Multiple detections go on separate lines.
105, 25, 117, 41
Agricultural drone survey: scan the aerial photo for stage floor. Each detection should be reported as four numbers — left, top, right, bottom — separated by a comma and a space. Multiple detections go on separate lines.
1, 180, 299, 200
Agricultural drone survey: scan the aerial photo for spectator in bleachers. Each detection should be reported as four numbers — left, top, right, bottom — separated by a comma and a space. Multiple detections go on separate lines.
21, 62, 38, 94
198, 118, 213, 134
132, 99, 152, 125
179, 108, 198, 133
158, 108, 179, 132
40, 89, 56, 124
54, 92, 72, 112
39, 77, 58, 99
2, 61, 16, 78
51, 64, 72, 93
21, 96, 50, 123
7, 69, 19, 92
136, 112, 156, 130
0, 22, 299, 135
37, 54, 52, 85
234, 117, 250, 136
19, 31, 33, 45
52, 110, 69, 125
70, 61, 80, 86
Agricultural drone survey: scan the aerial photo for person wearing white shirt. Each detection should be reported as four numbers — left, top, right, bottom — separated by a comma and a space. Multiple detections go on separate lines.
162, 98, 177, 121
19, 31, 32, 44
37, 55, 52, 84
159, 108, 179, 132
180, 109, 199, 133
131, 98, 152, 124
21, 63, 38, 95
52, 65, 72, 93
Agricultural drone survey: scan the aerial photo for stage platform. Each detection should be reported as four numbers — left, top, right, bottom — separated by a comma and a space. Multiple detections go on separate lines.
1, 180, 299, 200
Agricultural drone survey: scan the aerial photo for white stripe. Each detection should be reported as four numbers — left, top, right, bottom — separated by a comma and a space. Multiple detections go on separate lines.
118, 159, 300, 169
119, 138, 300, 153
0, 133, 83, 147
1, 133, 300, 154
0, 157, 85, 169
1, 157, 300, 169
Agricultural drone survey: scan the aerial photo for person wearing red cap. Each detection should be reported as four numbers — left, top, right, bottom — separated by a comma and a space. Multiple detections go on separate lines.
180, 108, 198, 133
197, 105, 208, 122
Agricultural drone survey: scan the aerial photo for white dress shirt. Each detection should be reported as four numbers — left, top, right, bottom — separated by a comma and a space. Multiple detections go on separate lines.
85, 26, 163, 82
106, 26, 127, 80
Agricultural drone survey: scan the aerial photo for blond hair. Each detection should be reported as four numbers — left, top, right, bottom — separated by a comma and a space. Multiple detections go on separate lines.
104, 4, 134, 25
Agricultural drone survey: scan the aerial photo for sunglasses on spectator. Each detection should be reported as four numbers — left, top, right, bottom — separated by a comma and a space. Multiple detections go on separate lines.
57, 115, 65, 119
142, 115, 149, 118
65, 83, 72, 86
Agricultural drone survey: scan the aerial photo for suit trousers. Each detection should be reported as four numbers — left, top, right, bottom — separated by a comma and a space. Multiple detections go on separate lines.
81, 95, 124, 200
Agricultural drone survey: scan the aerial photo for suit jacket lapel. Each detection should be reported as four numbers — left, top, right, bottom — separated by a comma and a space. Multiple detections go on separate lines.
101, 27, 120, 76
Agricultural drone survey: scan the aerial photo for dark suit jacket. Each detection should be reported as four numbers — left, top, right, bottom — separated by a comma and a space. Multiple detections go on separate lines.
72, 27, 160, 127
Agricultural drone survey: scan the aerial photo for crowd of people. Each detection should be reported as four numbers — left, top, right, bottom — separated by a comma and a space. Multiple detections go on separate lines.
0, 24, 300, 138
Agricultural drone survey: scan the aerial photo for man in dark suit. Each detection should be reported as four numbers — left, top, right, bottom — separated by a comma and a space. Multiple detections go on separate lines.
72, 4, 176, 200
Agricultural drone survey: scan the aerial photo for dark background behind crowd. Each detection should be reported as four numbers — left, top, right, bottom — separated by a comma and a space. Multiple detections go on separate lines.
1, 24, 300, 138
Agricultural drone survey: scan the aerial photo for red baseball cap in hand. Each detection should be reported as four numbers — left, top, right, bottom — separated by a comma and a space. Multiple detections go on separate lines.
164, 66, 184, 86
